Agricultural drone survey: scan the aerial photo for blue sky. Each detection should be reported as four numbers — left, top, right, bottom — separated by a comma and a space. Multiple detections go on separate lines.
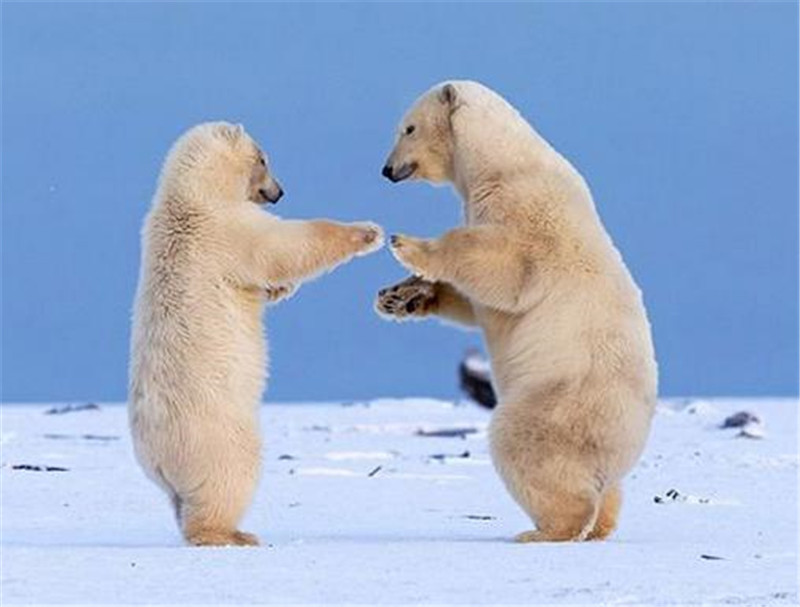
2, 1, 798, 403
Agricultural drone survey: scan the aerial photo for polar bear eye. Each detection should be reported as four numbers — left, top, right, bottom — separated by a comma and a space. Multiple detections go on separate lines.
404, 125, 416, 136
259, 156, 266, 167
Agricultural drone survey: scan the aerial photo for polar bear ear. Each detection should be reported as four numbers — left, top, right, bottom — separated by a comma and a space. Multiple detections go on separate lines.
231, 123, 245, 139
438, 83, 458, 107
217, 122, 245, 144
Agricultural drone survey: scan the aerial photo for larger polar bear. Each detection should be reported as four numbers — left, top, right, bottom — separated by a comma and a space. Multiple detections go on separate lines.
377, 81, 657, 542
129, 122, 383, 546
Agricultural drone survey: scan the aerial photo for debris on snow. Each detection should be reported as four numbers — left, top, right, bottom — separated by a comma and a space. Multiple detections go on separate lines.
674, 399, 717, 416
44, 403, 100, 415
721, 411, 761, 429
43, 433, 119, 441
653, 488, 739, 506
11, 464, 69, 472
416, 427, 479, 439
738, 422, 767, 440
428, 450, 471, 463
720, 410, 767, 439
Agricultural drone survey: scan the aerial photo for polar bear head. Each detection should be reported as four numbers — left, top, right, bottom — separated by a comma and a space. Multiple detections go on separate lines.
381, 81, 545, 189
161, 121, 283, 206
381, 83, 461, 185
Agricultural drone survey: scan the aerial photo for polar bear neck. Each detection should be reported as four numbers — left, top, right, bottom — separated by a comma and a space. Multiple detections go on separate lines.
158, 155, 248, 212
447, 89, 597, 229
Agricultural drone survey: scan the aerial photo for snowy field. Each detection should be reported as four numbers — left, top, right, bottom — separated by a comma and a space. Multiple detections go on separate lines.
1, 398, 797, 605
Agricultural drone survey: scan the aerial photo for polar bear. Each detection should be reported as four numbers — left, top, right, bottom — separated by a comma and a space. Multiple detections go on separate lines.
376, 82, 657, 542
129, 122, 383, 546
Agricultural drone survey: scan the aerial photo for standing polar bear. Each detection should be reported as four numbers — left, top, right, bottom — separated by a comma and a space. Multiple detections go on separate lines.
377, 81, 657, 542
129, 122, 383, 546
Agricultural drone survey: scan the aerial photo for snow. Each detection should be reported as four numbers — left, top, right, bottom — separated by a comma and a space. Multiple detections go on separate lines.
1, 398, 798, 605
462, 351, 492, 377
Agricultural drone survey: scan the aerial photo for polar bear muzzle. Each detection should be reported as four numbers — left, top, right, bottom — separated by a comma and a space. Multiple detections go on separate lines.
257, 180, 284, 204
381, 160, 417, 183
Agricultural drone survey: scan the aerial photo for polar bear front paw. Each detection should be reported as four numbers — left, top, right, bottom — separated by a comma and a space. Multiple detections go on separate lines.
375, 275, 437, 320
389, 234, 438, 280
262, 283, 297, 304
350, 222, 385, 256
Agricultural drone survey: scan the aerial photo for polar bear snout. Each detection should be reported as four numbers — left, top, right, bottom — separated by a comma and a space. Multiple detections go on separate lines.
249, 151, 284, 204
382, 161, 417, 183
257, 180, 284, 204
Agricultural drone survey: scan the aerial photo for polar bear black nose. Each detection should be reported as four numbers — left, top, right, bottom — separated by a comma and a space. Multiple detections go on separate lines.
381, 165, 394, 180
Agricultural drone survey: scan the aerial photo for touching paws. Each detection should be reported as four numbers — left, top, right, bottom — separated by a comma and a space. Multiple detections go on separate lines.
375, 275, 437, 320
350, 222, 385, 256
389, 234, 437, 280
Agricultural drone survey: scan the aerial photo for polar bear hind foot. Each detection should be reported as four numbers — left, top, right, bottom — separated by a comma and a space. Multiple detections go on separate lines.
185, 527, 259, 547
586, 485, 621, 541
514, 485, 621, 543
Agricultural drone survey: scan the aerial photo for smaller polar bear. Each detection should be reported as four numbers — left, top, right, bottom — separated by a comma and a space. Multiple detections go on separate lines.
129, 122, 383, 546
377, 82, 657, 542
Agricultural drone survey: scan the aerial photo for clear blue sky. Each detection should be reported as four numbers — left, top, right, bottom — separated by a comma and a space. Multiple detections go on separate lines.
2, 2, 797, 403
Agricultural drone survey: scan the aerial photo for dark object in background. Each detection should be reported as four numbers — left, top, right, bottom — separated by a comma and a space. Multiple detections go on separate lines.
459, 350, 497, 409
428, 450, 471, 462
720, 410, 766, 439
720, 411, 760, 429
44, 403, 100, 415
11, 464, 69, 472
416, 427, 478, 439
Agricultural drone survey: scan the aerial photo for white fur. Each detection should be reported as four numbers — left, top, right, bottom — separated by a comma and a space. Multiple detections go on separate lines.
129, 122, 383, 546
378, 81, 657, 541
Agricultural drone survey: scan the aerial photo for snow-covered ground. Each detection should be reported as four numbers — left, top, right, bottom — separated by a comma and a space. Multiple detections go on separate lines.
1, 398, 797, 605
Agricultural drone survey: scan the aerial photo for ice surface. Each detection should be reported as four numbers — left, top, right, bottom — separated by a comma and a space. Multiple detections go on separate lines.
1, 398, 797, 605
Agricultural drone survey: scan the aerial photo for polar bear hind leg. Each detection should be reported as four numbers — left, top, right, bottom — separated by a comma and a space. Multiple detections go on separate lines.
586, 484, 622, 541
177, 448, 260, 547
